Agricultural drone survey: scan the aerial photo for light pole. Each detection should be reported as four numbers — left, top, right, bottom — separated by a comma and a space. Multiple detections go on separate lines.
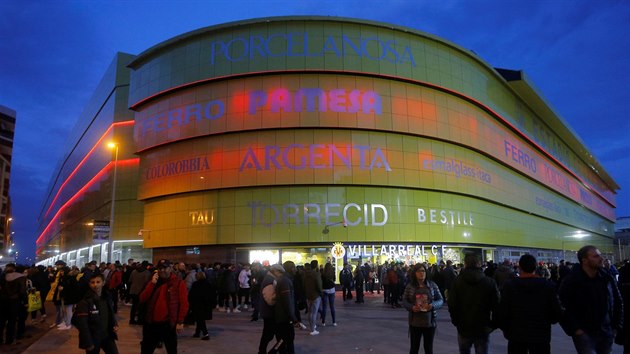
107, 142, 119, 263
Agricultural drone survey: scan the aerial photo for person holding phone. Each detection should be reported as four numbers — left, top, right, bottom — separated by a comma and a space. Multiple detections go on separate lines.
402, 263, 444, 354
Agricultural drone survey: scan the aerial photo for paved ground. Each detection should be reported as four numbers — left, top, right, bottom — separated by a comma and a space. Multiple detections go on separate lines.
19, 291, 623, 353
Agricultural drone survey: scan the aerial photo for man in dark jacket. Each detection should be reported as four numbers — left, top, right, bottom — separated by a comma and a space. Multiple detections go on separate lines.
498, 254, 562, 354
275, 262, 298, 353
258, 264, 281, 354
448, 253, 500, 354
74, 273, 119, 354
559, 245, 623, 354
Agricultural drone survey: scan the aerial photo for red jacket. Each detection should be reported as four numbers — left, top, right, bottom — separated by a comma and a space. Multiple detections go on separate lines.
107, 270, 122, 290
139, 273, 189, 327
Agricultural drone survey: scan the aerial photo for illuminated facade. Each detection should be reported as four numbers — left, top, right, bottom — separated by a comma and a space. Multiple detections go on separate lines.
37, 17, 618, 267
0, 105, 15, 258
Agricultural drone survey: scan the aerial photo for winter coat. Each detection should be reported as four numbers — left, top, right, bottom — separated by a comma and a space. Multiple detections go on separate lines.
448, 267, 500, 337
188, 279, 215, 321
274, 274, 298, 324
0, 272, 27, 304
303, 269, 322, 301
402, 280, 444, 328
497, 276, 562, 343
60, 274, 83, 305
558, 267, 623, 337
74, 289, 118, 350
139, 273, 189, 327
128, 268, 151, 295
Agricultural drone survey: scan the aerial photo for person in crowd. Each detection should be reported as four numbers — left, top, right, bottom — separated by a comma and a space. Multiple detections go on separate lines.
47, 261, 66, 329
184, 263, 198, 291
258, 264, 282, 354
604, 258, 620, 281
249, 262, 264, 322
382, 264, 390, 304
121, 262, 134, 305
497, 254, 563, 354
493, 259, 515, 290
617, 260, 630, 352
220, 264, 238, 313
29, 265, 51, 323
559, 245, 623, 354
105, 264, 122, 314
74, 273, 119, 354
320, 262, 337, 327
237, 263, 251, 311
188, 271, 215, 341
303, 260, 322, 335
283, 261, 307, 330
402, 263, 444, 354
128, 261, 151, 325
0, 263, 27, 345
139, 260, 189, 354
448, 253, 500, 354
339, 263, 353, 301
558, 260, 571, 284
274, 261, 299, 354
60, 267, 83, 330
354, 264, 365, 304
387, 264, 400, 308
439, 260, 457, 301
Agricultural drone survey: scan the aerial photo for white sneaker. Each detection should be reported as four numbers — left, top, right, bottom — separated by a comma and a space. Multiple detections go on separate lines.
243, 304, 248, 310
233, 308, 241, 313
309, 330, 319, 336
333, 322, 338, 327
321, 322, 326, 327
58, 324, 72, 330
226, 308, 231, 314
298, 322, 307, 330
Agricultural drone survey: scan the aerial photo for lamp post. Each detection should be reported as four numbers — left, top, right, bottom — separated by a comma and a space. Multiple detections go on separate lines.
107, 142, 119, 263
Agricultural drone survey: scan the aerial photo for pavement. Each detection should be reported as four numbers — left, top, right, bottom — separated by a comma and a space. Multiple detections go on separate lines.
19, 291, 623, 354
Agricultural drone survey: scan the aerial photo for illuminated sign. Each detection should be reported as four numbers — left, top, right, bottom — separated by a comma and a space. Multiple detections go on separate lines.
146, 156, 210, 180
248, 202, 388, 227
190, 210, 215, 225
209, 33, 416, 66
331, 243, 448, 258
138, 87, 382, 138
239, 144, 391, 172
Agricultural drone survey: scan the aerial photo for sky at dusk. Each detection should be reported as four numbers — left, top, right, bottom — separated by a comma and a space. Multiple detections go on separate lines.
1, 0, 628, 263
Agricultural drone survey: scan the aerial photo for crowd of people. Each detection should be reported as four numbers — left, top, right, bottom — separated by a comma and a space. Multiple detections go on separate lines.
0, 244, 627, 354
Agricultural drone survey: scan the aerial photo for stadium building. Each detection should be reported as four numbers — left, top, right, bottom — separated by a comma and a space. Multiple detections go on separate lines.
36, 17, 618, 268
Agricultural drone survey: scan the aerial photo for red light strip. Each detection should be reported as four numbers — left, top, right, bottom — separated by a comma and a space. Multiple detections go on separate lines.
36, 158, 140, 246
129, 69, 612, 208
44, 120, 135, 218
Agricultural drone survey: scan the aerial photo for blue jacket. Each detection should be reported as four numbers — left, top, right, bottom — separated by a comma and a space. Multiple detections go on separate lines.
558, 267, 623, 337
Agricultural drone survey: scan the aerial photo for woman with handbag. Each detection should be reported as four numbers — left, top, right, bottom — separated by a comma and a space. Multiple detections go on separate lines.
402, 263, 444, 354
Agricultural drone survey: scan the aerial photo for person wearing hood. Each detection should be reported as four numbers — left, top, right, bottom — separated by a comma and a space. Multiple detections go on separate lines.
497, 254, 562, 354
448, 253, 500, 354
0, 263, 27, 345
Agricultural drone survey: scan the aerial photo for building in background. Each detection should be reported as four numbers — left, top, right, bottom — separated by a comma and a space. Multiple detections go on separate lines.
0, 105, 15, 262
35, 53, 148, 265
36, 17, 619, 268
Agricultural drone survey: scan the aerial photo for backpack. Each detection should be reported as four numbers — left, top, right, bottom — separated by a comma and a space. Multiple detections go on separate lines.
262, 279, 277, 306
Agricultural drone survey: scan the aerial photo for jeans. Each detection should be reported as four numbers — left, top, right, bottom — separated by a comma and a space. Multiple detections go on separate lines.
258, 318, 276, 354
320, 291, 336, 324
307, 297, 321, 332
572, 332, 614, 354
410, 326, 436, 354
457, 332, 489, 354
63, 304, 74, 326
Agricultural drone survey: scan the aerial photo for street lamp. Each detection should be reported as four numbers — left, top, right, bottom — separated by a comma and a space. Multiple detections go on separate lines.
107, 142, 119, 263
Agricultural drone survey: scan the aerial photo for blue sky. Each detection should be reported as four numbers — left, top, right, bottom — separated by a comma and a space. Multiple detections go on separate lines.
1, 0, 629, 263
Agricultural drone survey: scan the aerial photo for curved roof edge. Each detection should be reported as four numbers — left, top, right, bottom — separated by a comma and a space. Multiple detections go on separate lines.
496, 68, 619, 192
127, 15, 491, 71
